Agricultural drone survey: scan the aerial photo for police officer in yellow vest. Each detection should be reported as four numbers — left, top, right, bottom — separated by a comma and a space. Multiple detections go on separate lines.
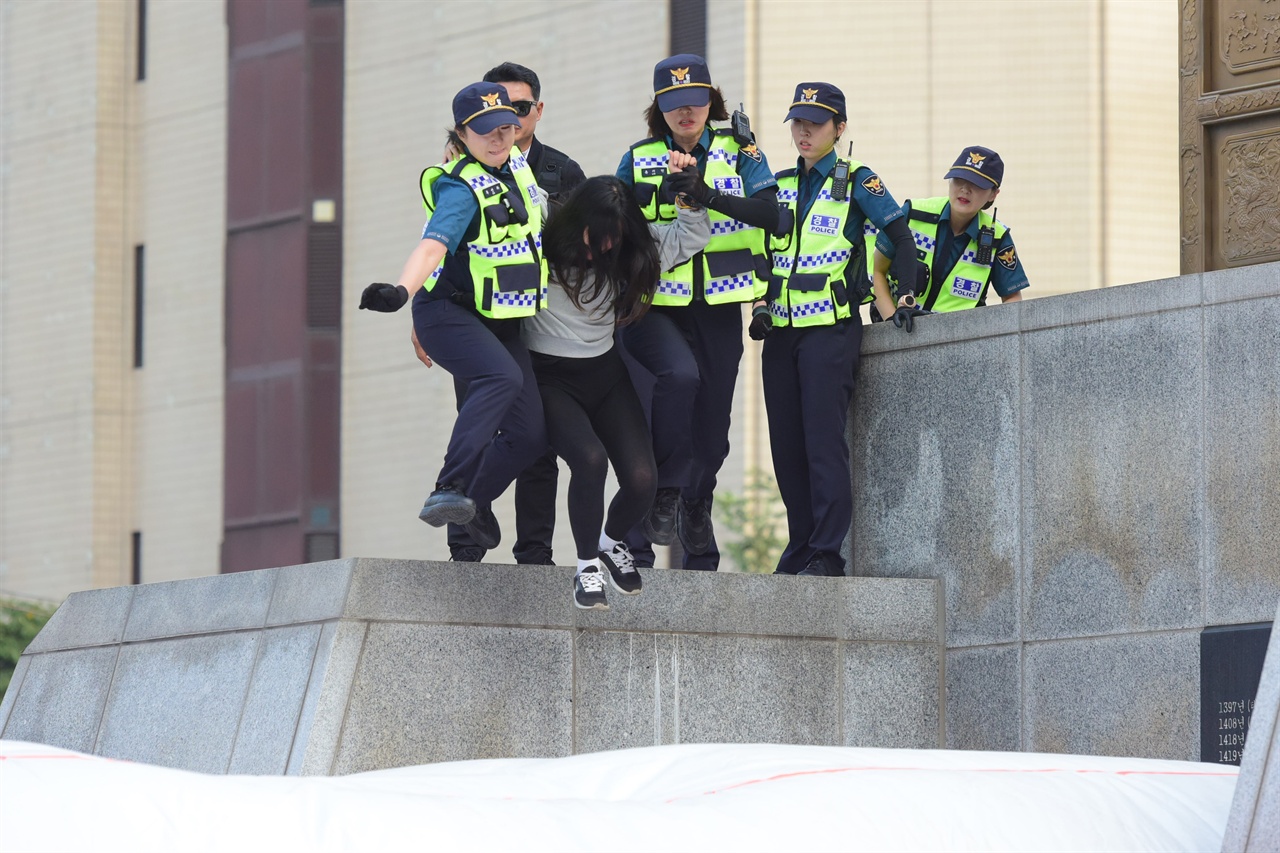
751, 82, 920, 577
614, 54, 791, 571
871, 146, 1028, 329
359, 82, 548, 548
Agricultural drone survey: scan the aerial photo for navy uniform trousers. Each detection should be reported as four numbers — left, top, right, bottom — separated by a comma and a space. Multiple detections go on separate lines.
412, 295, 547, 509
447, 369, 558, 564
760, 316, 863, 575
618, 299, 743, 571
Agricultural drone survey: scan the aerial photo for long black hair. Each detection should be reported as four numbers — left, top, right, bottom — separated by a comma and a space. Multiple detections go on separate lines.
542, 176, 660, 326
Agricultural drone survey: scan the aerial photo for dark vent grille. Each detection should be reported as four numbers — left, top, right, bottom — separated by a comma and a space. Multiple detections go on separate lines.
307, 225, 341, 329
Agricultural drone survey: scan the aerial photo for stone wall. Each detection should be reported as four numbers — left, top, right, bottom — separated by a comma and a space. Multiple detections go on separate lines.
852, 262, 1280, 759
0, 560, 942, 775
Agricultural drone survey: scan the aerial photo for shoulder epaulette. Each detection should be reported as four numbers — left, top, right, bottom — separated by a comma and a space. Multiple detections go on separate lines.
908, 204, 940, 225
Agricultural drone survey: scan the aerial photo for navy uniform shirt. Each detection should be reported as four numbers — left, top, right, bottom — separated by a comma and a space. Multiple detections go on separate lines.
615, 127, 777, 197
875, 199, 1029, 300
791, 150, 904, 242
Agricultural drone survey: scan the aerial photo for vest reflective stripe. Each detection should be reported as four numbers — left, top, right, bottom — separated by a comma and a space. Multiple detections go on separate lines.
630, 131, 768, 306
421, 148, 548, 319
908, 196, 1007, 313
766, 160, 866, 328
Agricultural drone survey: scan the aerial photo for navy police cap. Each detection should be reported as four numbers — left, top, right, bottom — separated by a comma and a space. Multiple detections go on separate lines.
452, 82, 518, 135
784, 82, 846, 124
653, 54, 713, 112
944, 146, 1003, 190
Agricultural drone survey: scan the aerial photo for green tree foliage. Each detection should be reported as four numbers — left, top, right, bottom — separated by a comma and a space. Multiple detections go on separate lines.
0, 598, 56, 701
714, 469, 787, 574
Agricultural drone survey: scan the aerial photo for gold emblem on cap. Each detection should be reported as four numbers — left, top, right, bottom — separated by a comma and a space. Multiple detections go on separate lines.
801, 87, 819, 102
671, 67, 690, 83
966, 150, 986, 168
480, 92, 501, 108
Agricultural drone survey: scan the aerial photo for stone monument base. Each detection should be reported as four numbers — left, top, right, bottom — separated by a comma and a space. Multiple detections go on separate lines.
0, 559, 943, 775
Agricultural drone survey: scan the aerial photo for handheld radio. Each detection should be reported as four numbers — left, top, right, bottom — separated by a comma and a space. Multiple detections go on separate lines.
830, 142, 854, 201
976, 207, 997, 264
731, 102, 753, 146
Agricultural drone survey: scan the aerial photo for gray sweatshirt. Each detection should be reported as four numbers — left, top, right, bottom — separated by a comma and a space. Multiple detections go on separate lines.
521, 206, 712, 358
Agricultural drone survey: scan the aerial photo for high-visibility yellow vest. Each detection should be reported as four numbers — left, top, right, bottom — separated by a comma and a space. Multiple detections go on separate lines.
766, 160, 866, 328
420, 148, 548, 319
906, 196, 1008, 313
629, 130, 769, 306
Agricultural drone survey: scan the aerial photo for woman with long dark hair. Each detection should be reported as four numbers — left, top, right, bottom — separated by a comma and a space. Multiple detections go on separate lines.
526, 164, 709, 609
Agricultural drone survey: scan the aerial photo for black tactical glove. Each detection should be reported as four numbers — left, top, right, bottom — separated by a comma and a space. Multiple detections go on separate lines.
748, 304, 773, 341
666, 166, 717, 207
359, 283, 409, 312
773, 205, 795, 237
891, 301, 930, 333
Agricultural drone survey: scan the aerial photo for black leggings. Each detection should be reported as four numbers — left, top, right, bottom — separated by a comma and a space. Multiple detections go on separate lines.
531, 348, 657, 560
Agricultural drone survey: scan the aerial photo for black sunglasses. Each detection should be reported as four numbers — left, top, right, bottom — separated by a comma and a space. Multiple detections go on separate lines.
510, 100, 537, 117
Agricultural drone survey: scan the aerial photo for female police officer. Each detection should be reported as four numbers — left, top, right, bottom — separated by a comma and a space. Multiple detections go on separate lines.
871, 145, 1029, 327
751, 82, 919, 577
614, 53, 788, 571
359, 82, 547, 549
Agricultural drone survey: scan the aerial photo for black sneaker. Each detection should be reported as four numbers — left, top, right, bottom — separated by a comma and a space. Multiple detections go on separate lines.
574, 568, 608, 610
600, 543, 643, 595
463, 503, 501, 550
422, 484, 478, 525
677, 497, 713, 555
449, 548, 486, 563
799, 552, 844, 577
642, 487, 679, 546
419, 484, 477, 527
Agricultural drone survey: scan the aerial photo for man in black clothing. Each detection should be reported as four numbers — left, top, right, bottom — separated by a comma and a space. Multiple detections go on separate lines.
446, 62, 585, 565
483, 62, 586, 200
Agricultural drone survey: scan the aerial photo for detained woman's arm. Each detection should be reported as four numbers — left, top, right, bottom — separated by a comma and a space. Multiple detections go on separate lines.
649, 204, 712, 270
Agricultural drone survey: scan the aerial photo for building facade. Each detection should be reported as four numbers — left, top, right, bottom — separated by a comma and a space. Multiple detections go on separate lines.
0, 0, 1178, 601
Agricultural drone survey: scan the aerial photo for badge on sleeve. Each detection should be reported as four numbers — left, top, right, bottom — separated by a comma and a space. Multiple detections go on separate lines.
861, 174, 886, 196
740, 143, 762, 162
997, 246, 1018, 270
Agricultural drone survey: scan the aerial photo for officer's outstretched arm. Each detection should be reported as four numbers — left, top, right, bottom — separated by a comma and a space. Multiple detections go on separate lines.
1000, 291, 1023, 304
871, 250, 897, 320
397, 237, 449, 300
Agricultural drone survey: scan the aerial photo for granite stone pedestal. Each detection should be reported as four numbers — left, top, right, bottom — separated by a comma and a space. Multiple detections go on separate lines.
853, 263, 1280, 760
0, 559, 943, 775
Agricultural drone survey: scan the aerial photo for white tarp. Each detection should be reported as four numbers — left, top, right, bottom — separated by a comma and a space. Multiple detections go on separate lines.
0, 739, 1237, 852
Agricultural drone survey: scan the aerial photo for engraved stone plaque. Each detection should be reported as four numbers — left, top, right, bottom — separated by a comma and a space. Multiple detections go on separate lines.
1200, 622, 1272, 765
